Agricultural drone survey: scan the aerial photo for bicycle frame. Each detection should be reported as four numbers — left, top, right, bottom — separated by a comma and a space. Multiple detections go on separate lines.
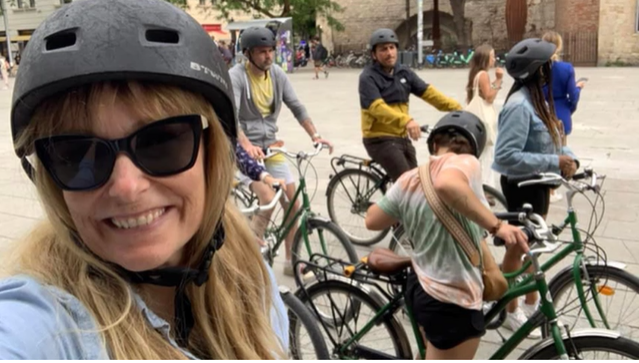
264, 148, 333, 264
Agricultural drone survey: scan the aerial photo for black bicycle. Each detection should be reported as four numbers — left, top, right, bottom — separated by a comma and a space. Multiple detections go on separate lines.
326, 126, 508, 246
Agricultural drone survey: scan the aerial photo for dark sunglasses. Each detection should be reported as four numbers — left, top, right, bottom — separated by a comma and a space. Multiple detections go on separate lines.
34, 114, 209, 191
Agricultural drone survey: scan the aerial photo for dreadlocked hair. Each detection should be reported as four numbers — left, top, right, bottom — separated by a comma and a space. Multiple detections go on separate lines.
505, 61, 562, 147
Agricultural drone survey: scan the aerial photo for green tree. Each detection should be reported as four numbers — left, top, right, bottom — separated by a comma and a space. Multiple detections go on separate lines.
165, 0, 344, 37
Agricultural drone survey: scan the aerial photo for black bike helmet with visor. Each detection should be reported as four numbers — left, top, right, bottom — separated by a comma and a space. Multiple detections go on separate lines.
427, 111, 487, 159
10, 0, 233, 347
505, 38, 556, 81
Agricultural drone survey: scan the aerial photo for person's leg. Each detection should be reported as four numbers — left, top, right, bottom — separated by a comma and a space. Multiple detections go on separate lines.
402, 138, 418, 170
247, 180, 277, 239
363, 137, 414, 182
406, 271, 483, 360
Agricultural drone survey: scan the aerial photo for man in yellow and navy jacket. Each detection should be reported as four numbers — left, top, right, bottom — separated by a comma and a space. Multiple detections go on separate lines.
360, 28, 462, 181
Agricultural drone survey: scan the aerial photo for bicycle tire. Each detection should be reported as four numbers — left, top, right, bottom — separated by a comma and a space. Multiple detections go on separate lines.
539, 264, 639, 339
291, 218, 359, 282
280, 290, 330, 360
520, 334, 639, 359
297, 279, 412, 359
482, 185, 508, 211
326, 168, 389, 246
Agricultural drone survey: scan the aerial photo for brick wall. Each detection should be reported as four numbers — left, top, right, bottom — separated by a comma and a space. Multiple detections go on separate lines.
321, 0, 555, 54
598, 0, 639, 65
555, 0, 600, 33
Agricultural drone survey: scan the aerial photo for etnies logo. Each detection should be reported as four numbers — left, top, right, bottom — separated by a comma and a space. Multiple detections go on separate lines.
190, 62, 228, 89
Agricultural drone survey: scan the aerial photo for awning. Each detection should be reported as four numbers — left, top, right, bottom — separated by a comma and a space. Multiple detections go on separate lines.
226, 17, 291, 31
202, 24, 227, 36
0, 35, 31, 42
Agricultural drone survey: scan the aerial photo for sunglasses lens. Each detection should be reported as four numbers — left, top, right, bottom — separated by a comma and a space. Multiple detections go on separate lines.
35, 115, 202, 191
133, 118, 199, 176
38, 138, 113, 190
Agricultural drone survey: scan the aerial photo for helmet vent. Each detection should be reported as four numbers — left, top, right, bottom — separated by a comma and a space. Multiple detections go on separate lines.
145, 29, 179, 44
45, 30, 77, 51
516, 46, 528, 55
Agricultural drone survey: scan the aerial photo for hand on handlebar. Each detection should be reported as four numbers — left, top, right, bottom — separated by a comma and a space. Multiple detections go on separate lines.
494, 223, 530, 252
312, 137, 334, 154
559, 155, 577, 179
406, 119, 421, 141
262, 175, 287, 192
246, 144, 265, 161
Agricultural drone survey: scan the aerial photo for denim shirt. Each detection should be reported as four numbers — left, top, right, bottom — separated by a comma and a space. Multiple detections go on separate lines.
492, 88, 578, 177
0, 265, 288, 359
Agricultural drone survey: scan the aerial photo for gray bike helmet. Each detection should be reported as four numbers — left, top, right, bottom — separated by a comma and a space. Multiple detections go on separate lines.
506, 38, 556, 81
240, 27, 276, 53
427, 111, 487, 158
11, 0, 236, 159
368, 28, 399, 51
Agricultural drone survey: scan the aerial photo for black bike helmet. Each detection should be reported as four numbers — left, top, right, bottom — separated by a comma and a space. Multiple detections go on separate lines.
427, 111, 487, 158
368, 28, 399, 51
505, 38, 556, 81
10, 0, 232, 346
11, 0, 236, 159
240, 27, 276, 53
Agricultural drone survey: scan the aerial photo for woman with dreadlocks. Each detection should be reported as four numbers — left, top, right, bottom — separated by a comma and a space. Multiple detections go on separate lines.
492, 38, 580, 338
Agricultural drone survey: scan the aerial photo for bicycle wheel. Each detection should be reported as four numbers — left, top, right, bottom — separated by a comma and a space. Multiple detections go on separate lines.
291, 218, 359, 281
231, 183, 254, 210
483, 184, 508, 213
540, 265, 639, 341
520, 334, 639, 359
297, 279, 412, 359
326, 168, 389, 246
280, 290, 330, 360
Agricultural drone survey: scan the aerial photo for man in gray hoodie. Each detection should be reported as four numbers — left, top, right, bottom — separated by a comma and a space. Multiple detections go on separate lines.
230, 27, 333, 276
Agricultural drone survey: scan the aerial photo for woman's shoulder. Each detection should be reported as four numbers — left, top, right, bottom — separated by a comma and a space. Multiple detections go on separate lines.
553, 60, 575, 72
0, 275, 106, 359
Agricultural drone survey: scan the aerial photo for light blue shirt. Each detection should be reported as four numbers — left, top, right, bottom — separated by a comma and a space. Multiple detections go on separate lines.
492, 87, 578, 177
0, 264, 288, 359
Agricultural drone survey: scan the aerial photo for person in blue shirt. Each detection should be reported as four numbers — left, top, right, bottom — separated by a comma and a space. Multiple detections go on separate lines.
492, 38, 580, 339
541, 31, 586, 144
0, 0, 288, 359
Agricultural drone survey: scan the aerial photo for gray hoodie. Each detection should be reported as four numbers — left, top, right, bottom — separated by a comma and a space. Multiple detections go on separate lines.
229, 62, 310, 149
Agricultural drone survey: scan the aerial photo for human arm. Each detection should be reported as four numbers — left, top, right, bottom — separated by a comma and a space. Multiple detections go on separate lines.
493, 104, 564, 174
365, 181, 401, 231
566, 64, 581, 114
235, 143, 286, 189
477, 70, 503, 104
433, 158, 528, 249
406, 69, 462, 111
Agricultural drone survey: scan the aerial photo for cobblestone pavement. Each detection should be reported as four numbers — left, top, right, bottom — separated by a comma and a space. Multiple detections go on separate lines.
1, 66, 638, 358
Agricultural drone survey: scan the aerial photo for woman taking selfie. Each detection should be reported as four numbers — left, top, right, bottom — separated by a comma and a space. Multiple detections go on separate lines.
0, 0, 287, 359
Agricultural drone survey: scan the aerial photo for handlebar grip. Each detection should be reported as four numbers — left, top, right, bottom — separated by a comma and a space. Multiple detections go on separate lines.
420, 125, 431, 133
571, 172, 587, 181
507, 174, 542, 184
494, 212, 524, 222
493, 227, 535, 247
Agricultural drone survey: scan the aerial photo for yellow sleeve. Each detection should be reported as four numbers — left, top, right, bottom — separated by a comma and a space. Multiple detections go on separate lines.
368, 98, 413, 128
420, 85, 463, 111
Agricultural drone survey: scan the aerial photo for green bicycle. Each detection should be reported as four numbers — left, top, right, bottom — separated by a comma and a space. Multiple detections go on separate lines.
234, 143, 358, 280
293, 169, 639, 359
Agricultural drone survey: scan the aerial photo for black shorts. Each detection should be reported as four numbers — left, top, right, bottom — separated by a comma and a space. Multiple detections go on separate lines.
404, 271, 485, 350
500, 175, 551, 219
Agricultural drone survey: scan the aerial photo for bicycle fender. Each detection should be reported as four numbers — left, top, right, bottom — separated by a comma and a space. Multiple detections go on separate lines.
518, 328, 622, 360
548, 261, 628, 291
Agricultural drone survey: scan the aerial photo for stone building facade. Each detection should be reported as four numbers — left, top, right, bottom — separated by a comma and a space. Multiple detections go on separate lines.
317, 0, 555, 54
598, 0, 639, 65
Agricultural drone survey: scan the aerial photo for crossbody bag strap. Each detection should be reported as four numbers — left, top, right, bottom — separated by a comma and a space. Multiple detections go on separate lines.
418, 162, 481, 267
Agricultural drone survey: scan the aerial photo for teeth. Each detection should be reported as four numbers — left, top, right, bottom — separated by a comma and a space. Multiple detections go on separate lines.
111, 208, 165, 229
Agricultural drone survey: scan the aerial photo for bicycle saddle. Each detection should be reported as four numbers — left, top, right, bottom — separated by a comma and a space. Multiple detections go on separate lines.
367, 248, 412, 275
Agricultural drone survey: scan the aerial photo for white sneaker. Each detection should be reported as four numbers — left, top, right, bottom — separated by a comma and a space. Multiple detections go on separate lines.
521, 301, 539, 318
503, 308, 542, 339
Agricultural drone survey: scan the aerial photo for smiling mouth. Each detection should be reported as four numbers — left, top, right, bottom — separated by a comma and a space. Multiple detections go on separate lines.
110, 208, 166, 229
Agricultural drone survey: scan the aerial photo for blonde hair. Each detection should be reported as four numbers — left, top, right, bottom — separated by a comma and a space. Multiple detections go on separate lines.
542, 30, 563, 61
7, 81, 284, 359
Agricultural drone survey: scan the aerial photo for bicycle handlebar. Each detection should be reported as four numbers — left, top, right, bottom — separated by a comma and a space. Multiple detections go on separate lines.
239, 184, 284, 217
492, 206, 560, 257
265, 142, 326, 160
507, 168, 603, 193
